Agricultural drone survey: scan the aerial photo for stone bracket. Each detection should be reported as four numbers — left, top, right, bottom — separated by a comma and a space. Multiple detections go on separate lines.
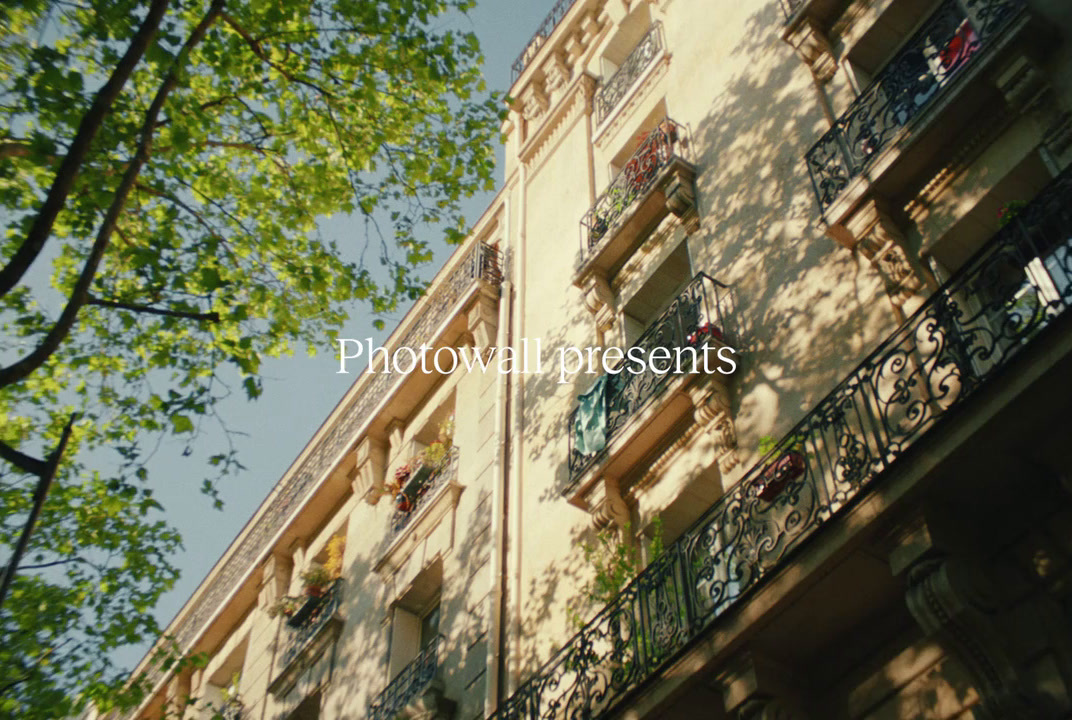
784, 17, 837, 84
893, 514, 1070, 719
587, 476, 630, 530
831, 198, 937, 311
467, 289, 500, 350
353, 435, 388, 506
687, 379, 739, 473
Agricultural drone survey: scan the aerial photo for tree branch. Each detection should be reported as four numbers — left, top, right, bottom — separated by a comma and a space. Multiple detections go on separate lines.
6, 557, 87, 571
87, 295, 220, 322
0, 414, 77, 612
0, 440, 47, 476
0, 0, 226, 390
0, 0, 170, 298
221, 13, 336, 98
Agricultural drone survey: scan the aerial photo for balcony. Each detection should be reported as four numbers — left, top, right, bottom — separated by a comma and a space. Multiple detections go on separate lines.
594, 23, 665, 125
567, 273, 733, 494
270, 580, 343, 691
805, 0, 1027, 216
491, 167, 1072, 720
512, 0, 581, 83
577, 120, 696, 281
387, 447, 460, 543
367, 636, 446, 720
134, 240, 499, 702
375, 447, 463, 575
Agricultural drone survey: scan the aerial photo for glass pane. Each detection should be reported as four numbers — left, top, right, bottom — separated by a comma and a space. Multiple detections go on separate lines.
419, 604, 440, 648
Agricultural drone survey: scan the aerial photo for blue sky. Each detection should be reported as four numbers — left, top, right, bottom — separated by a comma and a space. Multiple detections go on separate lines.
112, 1, 556, 671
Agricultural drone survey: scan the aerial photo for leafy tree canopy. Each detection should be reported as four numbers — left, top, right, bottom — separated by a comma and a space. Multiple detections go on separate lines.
0, 0, 502, 715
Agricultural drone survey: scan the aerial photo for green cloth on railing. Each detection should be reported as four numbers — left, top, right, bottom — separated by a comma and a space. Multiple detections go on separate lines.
574, 375, 608, 456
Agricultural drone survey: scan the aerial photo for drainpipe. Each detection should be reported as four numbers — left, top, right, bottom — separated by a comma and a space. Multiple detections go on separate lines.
506, 157, 528, 698
484, 197, 512, 715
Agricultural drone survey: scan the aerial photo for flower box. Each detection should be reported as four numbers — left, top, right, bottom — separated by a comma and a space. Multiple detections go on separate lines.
753, 450, 806, 501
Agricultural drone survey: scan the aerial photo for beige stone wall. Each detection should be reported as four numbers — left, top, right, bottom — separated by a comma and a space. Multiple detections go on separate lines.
136, 0, 1072, 718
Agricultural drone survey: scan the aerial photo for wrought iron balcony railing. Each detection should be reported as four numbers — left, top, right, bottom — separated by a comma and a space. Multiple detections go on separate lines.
595, 23, 664, 124
567, 273, 732, 488
130, 242, 500, 700
511, 0, 581, 83
581, 119, 686, 253
387, 447, 460, 542
805, 0, 1025, 213
278, 580, 342, 669
492, 167, 1072, 720
367, 636, 440, 720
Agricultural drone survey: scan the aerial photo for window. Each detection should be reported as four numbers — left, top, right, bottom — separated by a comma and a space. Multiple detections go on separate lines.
620, 239, 692, 346
419, 602, 440, 650
386, 558, 443, 679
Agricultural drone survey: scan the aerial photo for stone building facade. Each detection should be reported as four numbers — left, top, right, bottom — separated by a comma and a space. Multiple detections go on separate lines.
121, 0, 1072, 718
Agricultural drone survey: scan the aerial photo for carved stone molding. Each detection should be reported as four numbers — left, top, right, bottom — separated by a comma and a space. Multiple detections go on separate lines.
891, 512, 1071, 720
687, 380, 738, 473
258, 552, 294, 609
1042, 112, 1072, 169
834, 198, 936, 309
582, 272, 616, 337
467, 289, 500, 349
541, 49, 571, 99
520, 78, 550, 123
353, 435, 388, 505
784, 17, 837, 84
995, 53, 1072, 172
588, 476, 630, 530
665, 163, 698, 230
903, 556, 1048, 720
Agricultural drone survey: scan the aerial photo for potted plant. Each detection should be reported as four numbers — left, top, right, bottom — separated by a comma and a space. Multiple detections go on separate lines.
686, 322, 723, 346
998, 200, 1026, 228
752, 435, 807, 502
266, 595, 301, 619
590, 215, 609, 243
300, 563, 332, 598
324, 534, 345, 579
219, 672, 243, 720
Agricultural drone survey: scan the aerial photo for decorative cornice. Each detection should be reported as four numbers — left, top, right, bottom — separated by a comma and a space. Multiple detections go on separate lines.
521, 73, 598, 175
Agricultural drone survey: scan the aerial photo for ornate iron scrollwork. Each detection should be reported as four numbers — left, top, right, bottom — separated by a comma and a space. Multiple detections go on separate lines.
135, 244, 500, 698
567, 273, 733, 488
511, 0, 581, 82
278, 580, 342, 669
580, 119, 686, 254
367, 636, 441, 720
386, 447, 460, 543
495, 167, 1072, 720
805, 0, 1024, 213
594, 24, 664, 124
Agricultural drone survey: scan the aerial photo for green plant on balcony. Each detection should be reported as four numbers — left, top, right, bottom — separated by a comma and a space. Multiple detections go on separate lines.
568, 517, 664, 629
998, 200, 1027, 227
389, 417, 457, 514
266, 595, 302, 619
300, 563, 332, 597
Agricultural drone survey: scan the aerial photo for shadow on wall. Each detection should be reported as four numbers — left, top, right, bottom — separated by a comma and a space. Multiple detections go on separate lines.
686, 3, 895, 451
508, 0, 900, 687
